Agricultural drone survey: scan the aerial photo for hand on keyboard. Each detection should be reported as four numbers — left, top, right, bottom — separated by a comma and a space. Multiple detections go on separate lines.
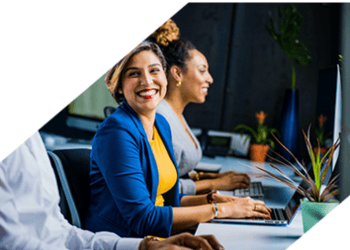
215, 197, 271, 220
212, 172, 251, 191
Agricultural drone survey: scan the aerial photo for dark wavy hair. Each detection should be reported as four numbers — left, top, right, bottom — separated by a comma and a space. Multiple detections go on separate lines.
105, 41, 167, 104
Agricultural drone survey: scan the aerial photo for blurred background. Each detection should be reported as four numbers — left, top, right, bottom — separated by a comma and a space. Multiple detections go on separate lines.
41, 3, 341, 162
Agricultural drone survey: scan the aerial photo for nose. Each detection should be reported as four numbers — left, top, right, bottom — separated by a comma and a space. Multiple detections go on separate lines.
141, 71, 153, 86
207, 72, 214, 84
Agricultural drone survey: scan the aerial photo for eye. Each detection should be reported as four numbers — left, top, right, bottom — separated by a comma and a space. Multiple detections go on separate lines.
127, 71, 140, 77
150, 67, 161, 74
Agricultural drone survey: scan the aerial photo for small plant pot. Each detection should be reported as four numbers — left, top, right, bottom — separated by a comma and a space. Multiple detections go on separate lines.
249, 144, 269, 162
300, 199, 339, 233
312, 147, 328, 157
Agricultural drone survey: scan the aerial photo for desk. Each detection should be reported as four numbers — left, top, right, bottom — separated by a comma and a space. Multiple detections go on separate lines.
195, 156, 304, 249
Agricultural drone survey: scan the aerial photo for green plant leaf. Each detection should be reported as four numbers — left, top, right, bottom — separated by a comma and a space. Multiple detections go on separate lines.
258, 124, 340, 203
233, 124, 258, 143
265, 3, 312, 89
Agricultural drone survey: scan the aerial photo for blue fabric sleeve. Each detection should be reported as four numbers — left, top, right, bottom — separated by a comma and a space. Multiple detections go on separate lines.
93, 117, 173, 237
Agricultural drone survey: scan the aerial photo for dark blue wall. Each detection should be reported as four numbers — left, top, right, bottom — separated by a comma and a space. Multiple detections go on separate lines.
171, 3, 340, 159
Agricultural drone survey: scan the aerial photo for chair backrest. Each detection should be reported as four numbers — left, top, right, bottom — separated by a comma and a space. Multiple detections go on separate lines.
103, 106, 117, 118
48, 148, 92, 229
48, 152, 72, 223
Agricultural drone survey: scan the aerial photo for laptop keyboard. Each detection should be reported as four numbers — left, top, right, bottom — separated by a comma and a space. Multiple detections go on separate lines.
248, 208, 287, 222
233, 182, 263, 197
270, 208, 286, 221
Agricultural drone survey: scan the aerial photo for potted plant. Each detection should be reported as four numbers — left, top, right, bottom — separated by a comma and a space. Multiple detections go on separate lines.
253, 126, 340, 233
314, 114, 331, 156
233, 111, 279, 162
265, 4, 312, 161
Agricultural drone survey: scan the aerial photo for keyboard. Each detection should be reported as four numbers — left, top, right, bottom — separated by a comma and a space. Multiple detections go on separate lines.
233, 181, 264, 198
246, 208, 287, 222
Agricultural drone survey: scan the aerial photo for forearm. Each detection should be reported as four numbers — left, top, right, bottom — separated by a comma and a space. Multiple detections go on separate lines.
180, 194, 208, 206
172, 204, 216, 233
195, 179, 218, 194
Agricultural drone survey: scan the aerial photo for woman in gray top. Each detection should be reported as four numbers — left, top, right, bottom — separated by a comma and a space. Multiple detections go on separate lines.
153, 19, 251, 195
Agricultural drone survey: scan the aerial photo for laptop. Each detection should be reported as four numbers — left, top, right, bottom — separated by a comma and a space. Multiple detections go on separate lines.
213, 183, 304, 226
212, 156, 336, 226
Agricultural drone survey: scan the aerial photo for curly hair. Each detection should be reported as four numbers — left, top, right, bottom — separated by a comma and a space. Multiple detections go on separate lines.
105, 41, 167, 104
151, 19, 180, 46
150, 19, 196, 74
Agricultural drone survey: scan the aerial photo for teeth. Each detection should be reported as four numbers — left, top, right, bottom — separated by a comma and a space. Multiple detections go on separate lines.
202, 88, 208, 92
139, 89, 157, 97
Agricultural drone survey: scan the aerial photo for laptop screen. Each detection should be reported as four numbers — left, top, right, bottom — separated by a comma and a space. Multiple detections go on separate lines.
284, 187, 304, 221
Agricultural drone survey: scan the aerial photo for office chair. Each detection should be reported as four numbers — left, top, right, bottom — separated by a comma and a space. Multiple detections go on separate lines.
48, 152, 72, 223
103, 106, 117, 118
48, 148, 92, 229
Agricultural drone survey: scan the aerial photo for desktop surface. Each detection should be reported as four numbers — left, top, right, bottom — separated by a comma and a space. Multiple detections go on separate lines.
195, 155, 304, 249
196, 212, 303, 250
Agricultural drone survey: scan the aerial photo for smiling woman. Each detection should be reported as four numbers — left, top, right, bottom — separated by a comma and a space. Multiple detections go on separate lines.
153, 19, 253, 196
118, 50, 167, 134
85, 41, 271, 239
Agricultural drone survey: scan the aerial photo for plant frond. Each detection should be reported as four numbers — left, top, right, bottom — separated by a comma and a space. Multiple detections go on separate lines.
322, 189, 340, 203
252, 164, 307, 196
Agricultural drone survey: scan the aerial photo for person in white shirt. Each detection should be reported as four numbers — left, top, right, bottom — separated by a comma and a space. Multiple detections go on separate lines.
0, 131, 224, 250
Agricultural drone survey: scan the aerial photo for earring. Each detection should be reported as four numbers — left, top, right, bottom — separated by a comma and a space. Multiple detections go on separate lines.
117, 87, 123, 94
176, 81, 182, 87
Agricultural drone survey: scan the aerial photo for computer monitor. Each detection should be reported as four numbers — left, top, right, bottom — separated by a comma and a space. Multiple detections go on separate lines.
66, 72, 119, 133
40, 72, 119, 141
315, 64, 341, 171
332, 64, 342, 170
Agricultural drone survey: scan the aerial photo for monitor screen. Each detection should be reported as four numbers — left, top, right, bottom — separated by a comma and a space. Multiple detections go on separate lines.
66, 72, 119, 132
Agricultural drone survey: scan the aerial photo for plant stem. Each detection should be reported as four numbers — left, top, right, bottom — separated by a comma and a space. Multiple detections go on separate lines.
287, 56, 296, 90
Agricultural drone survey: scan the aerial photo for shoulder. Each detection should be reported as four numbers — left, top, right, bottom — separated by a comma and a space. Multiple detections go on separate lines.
94, 106, 141, 146
156, 112, 170, 129
99, 104, 139, 132
156, 100, 171, 119
155, 113, 172, 137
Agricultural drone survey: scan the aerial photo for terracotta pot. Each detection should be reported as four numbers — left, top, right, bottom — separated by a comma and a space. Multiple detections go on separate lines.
313, 147, 328, 157
249, 144, 269, 162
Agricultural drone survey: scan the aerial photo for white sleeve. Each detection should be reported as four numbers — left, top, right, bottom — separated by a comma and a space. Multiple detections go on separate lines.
0, 161, 142, 250
0, 161, 64, 250
0, 131, 142, 250
60, 215, 142, 250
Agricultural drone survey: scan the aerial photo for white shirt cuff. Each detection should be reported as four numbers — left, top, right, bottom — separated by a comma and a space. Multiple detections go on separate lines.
115, 238, 143, 250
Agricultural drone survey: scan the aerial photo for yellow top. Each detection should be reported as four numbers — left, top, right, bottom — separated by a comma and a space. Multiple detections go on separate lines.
149, 127, 177, 207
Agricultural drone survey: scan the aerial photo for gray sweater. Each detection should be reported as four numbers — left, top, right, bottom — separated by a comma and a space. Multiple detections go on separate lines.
157, 100, 202, 195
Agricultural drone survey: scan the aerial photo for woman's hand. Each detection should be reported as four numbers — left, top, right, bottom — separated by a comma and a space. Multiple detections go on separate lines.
217, 197, 271, 219
212, 172, 250, 191
140, 232, 224, 250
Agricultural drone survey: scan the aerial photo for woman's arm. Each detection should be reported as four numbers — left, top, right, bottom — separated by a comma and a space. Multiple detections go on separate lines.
192, 172, 251, 194
180, 192, 238, 207
172, 196, 271, 234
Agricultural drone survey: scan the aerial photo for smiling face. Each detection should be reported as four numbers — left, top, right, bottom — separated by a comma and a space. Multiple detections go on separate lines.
119, 50, 167, 116
181, 49, 213, 104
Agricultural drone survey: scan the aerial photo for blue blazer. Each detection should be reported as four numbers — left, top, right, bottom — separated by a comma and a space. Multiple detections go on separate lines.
85, 102, 183, 238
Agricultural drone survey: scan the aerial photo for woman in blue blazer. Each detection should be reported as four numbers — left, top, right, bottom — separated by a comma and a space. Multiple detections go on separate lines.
85, 41, 271, 238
